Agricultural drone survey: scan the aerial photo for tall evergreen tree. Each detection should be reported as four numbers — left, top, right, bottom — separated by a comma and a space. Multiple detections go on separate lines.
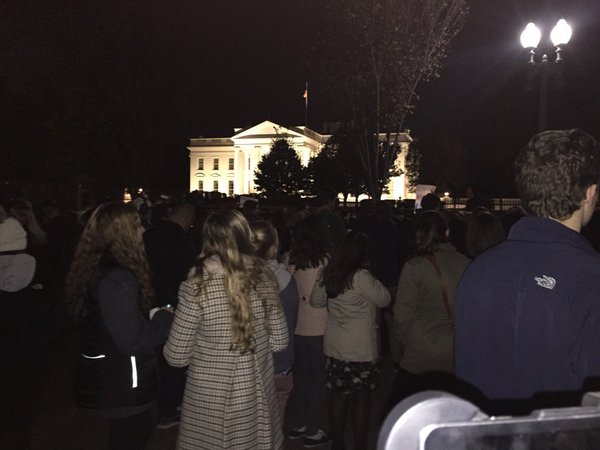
255, 139, 307, 199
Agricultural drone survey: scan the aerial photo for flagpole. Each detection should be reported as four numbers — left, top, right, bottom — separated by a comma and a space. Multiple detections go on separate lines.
304, 81, 308, 128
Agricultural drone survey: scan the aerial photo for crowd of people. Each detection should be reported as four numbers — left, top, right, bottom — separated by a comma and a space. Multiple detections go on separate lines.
2, 128, 600, 449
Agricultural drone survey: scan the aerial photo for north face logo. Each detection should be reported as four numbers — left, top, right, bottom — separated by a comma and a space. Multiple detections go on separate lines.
534, 275, 556, 290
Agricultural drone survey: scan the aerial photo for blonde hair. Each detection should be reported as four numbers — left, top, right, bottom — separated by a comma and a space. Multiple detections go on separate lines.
250, 220, 279, 260
194, 209, 274, 354
65, 202, 154, 321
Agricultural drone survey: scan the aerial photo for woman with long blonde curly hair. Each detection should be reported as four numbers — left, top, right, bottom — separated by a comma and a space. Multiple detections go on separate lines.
164, 209, 288, 450
66, 202, 173, 449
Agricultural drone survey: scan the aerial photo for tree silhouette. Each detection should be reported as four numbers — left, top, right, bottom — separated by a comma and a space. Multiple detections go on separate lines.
255, 139, 307, 199
307, 126, 369, 204
317, 0, 468, 200
404, 145, 422, 194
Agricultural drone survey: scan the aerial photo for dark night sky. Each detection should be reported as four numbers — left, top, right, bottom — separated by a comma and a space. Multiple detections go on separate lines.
2, 0, 600, 196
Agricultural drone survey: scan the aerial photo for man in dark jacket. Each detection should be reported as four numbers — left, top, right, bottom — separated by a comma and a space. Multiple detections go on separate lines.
456, 129, 600, 415
144, 202, 197, 308
143, 202, 197, 428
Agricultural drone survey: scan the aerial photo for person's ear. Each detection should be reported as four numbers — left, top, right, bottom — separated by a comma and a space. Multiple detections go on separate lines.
585, 184, 598, 204
269, 243, 279, 259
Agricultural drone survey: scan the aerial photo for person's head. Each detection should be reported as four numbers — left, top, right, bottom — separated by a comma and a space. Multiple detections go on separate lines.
132, 195, 151, 222
241, 199, 259, 220
465, 211, 506, 258
201, 209, 254, 262
421, 193, 442, 211
465, 195, 494, 213
289, 214, 332, 269
323, 231, 370, 298
333, 231, 369, 270
39, 199, 62, 224
250, 220, 279, 260
168, 202, 196, 231
415, 210, 449, 255
515, 129, 600, 222
7, 198, 34, 229
447, 213, 467, 256
84, 202, 145, 258
198, 209, 267, 354
316, 186, 338, 209
65, 202, 154, 321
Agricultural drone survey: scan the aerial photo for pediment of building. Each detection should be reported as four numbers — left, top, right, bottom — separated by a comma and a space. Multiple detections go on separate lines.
231, 120, 309, 141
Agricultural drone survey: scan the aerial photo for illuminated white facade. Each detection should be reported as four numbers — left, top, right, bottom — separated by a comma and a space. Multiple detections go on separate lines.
188, 120, 413, 200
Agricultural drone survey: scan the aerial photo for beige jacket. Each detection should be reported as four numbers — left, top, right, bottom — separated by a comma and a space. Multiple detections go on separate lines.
311, 269, 390, 362
285, 259, 328, 336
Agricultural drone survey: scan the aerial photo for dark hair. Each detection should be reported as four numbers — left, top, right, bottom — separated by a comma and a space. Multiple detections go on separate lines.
315, 186, 337, 207
465, 211, 505, 258
322, 231, 370, 298
515, 129, 600, 219
447, 213, 467, 256
415, 211, 448, 255
421, 193, 442, 211
288, 215, 331, 269
465, 195, 494, 212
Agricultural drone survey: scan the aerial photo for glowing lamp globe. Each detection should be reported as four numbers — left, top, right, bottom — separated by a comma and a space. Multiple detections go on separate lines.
551, 19, 572, 46
520, 22, 541, 48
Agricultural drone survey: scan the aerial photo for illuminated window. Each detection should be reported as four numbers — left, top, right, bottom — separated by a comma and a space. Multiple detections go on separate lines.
198, 180, 204, 191
228, 181, 234, 196
213, 158, 219, 170
197, 158, 204, 170
228, 158, 234, 170
213, 180, 219, 191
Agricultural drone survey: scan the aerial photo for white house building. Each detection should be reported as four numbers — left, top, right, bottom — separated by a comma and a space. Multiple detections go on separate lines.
188, 120, 413, 201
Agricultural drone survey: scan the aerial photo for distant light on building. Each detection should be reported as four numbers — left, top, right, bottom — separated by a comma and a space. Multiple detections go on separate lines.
187, 120, 414, 201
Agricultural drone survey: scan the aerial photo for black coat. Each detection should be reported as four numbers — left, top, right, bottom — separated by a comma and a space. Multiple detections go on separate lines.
144, 220, 197, 307
75, 265, 172, 411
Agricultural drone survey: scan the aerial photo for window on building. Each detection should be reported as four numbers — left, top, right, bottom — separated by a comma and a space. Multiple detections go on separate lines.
213, 158, 219, 170
228, 181, 234, 196
197, 158, 204, 170
198, 180, 204, 191
228, 158, 234, 170
213, 180, 219, 192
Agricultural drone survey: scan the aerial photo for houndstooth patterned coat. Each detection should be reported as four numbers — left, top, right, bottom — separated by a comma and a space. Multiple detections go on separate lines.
164, 257, 288, 450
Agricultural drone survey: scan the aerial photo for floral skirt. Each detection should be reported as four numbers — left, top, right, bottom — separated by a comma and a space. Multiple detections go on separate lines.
325, 357, 379, 392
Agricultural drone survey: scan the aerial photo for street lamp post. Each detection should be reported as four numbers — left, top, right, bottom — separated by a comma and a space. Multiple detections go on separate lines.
520, 19, 572, 132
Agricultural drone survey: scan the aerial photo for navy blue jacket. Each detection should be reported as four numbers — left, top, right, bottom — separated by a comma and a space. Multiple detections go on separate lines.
456, 216, 600, 407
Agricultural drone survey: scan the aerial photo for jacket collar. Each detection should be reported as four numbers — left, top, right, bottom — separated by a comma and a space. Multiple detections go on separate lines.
508, 216, 594, 252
